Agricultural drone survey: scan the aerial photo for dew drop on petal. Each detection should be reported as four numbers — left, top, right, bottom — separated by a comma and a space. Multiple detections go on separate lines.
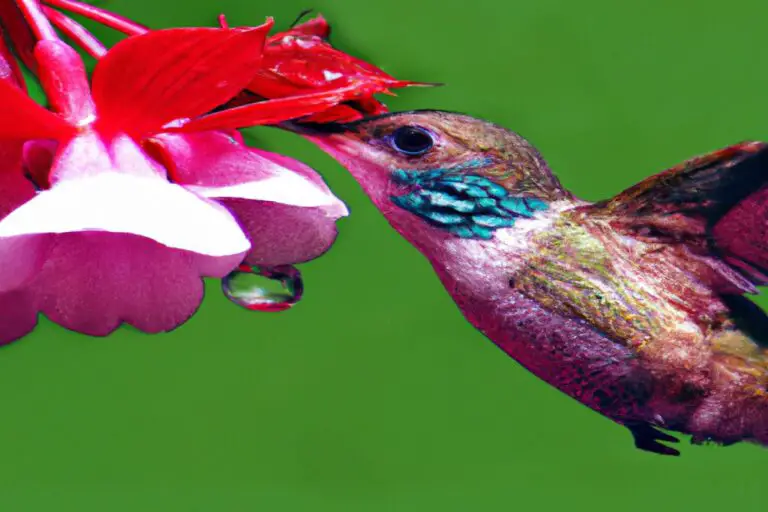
222, 264, 303, 312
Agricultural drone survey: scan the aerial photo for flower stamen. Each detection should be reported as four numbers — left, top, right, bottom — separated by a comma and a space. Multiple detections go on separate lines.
41, 0, 147, 36
16, 0, 56, 41
42, 6, 106, 58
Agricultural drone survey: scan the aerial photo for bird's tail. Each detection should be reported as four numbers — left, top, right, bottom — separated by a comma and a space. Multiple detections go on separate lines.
687, 385, 768, 447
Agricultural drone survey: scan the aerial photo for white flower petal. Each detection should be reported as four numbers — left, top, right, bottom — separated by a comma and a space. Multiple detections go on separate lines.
0, 172, 251, 257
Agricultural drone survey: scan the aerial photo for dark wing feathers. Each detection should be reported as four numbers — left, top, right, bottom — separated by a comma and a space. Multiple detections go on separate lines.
584, 141, 768, 289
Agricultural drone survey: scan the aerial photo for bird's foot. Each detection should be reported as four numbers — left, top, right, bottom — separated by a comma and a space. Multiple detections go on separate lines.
626, 422, 681, 456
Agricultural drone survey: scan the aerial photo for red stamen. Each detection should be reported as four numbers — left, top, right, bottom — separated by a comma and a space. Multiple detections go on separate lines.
42, 0, 147, 36
34, 39, 96, 122
16, 0, 58, 41
43, 6, 106, 58
0, 25, 26, 88
218, 13, 229, 29
12, 2, 95, 122
0, 0, 39, 74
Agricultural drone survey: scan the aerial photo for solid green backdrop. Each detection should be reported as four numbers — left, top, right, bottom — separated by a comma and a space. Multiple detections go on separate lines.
1, 0, 767, 510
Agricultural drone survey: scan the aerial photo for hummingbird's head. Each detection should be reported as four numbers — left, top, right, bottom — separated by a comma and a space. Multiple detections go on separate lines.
292, 110, 571, 243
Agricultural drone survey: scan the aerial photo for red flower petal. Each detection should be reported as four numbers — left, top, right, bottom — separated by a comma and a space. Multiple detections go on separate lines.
243, 71, 308, 98
237, 16, 429, 121
258, 21, 423, 93
91, 23, 273, 138
299, 96, 391, 123
0, 78, 75, 140
301, 104, 365, 123
173, 84, 363, 131
256, 38, 413, 93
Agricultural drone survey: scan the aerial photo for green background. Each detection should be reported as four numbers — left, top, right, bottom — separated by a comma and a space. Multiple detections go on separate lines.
3, 0, 768, 510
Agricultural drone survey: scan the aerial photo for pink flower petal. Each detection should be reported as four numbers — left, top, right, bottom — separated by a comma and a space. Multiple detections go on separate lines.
0, 133, 249, 337
48, 132, 163, 184
22, 139, 57, 189
0, 234, 51, 293
0, 290, 37, 344
221, 199, 342, 265
150, 132, 347, 211
27, 232, 242, 335
0, 143, 49, 293
148, 132, 348, 265
251, 148, 344, 205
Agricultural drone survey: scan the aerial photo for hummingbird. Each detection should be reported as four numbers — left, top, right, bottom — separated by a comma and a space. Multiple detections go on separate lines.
290, 110, 768, 456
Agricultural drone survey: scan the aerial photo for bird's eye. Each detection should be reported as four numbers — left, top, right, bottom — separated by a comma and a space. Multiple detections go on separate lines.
390, 126, 434, 156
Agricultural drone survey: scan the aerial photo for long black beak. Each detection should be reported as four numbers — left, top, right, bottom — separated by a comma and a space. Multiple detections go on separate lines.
279, 121, 352, 135
281, 110, 451, 137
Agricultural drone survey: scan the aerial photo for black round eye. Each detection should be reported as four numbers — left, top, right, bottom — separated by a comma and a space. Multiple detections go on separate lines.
390, 126, 434, 156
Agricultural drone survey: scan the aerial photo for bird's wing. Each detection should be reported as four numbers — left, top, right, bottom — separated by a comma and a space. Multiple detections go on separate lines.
581, 141, 768, 294
511, 142, 768, 381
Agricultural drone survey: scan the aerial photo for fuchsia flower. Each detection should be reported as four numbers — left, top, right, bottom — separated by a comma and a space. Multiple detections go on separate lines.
41, 0, 426, 123
0, 1, 414, 343
241, 13, 426, 123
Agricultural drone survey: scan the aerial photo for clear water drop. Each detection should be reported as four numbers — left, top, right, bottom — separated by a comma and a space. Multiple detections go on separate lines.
222, 264, 303, 312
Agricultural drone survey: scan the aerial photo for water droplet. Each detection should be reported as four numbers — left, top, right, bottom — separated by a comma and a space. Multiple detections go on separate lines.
222, 264, 303, 312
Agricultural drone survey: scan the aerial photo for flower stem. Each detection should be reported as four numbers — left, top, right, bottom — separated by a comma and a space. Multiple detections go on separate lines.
42, 0, 147, 36
43, 6, 106, 58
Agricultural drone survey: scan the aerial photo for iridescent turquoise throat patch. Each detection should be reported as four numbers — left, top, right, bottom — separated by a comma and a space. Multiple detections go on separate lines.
390, 166, 549, 239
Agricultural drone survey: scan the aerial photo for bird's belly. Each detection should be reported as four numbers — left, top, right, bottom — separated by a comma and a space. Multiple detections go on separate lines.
447, 284, 703, 429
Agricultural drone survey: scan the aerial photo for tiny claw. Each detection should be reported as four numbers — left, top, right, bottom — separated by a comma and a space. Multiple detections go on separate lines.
627, 422, 681, 456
